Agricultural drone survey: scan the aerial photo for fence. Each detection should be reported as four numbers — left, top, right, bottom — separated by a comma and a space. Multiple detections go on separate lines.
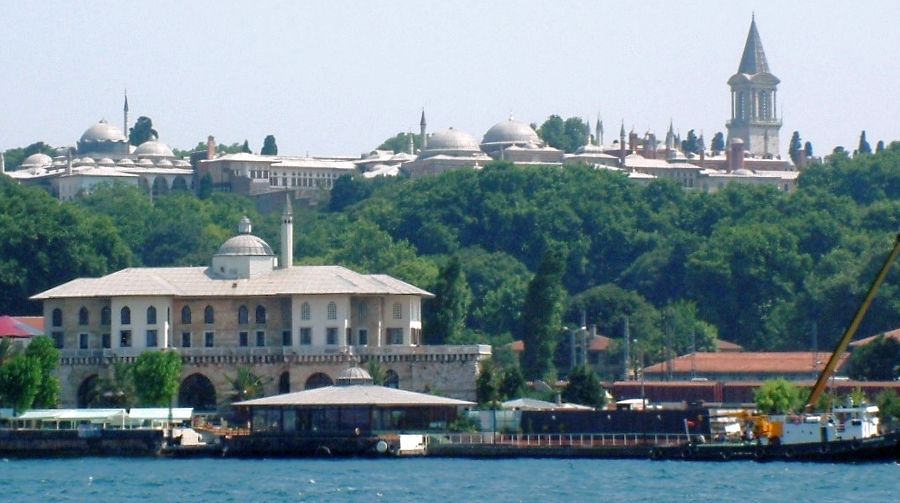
433, 432, 691, 448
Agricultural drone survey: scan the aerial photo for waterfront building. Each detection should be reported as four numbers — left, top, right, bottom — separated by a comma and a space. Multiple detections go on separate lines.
640, 351, 849, 382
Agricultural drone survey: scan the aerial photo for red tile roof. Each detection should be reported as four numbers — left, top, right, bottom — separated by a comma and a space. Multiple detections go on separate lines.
642, 352, 848, 375
508, 336, 612, 353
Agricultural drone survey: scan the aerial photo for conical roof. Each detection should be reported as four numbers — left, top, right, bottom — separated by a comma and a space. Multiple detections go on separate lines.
738, 16, 770, 75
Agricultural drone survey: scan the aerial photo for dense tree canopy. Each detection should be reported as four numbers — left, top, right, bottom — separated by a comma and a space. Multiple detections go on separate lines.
261, 135, 278, 155
128, 116, 158, 146
133, 350, 182, 407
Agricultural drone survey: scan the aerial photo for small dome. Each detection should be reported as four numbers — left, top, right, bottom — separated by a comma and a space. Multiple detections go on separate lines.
733, 168, 754, 176
482, 118, 540, 146
424, 128, 481, 153
134, 140, 174, 158
117, 158, 135, 166
173, 159, 191, 167
156, 159, 173, 167
97, 157, 115, 166
77, 157, 95, 166
21, 153, 53, 168
336, 366, 374, 386
80, 120, 127, 144
137, 158, 154, 167
214, 217, 273, 256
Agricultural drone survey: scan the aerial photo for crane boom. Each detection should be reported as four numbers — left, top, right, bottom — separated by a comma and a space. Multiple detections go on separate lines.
804, 233, 900, 412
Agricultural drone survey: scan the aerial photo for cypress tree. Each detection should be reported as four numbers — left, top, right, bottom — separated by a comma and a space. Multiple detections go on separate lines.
858, 130, 872, 155
424, 256, 471, 344
788, 131, 802, 164
261, 135, 278, 155
519, 248, 567, 381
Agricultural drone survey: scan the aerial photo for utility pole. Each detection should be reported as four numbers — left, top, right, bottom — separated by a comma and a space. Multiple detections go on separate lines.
623, 316, 631, 380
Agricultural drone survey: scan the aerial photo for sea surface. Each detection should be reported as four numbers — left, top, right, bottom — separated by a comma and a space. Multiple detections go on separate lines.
0, 457, 896, 502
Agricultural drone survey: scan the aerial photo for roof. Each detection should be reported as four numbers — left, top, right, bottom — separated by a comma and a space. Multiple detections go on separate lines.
12, 408, 192, 422
235, 384, 474, 408
737, 16, 770, 75
716, 339, 744, 352
849, 328, 900, 348
0, 315, 43, 337
500, 397, 593, 411
643, 352, 849, 375
31, 265, 433, 300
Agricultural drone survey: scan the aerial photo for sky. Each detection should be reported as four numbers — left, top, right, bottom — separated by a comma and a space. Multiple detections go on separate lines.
2, 0, 899, 157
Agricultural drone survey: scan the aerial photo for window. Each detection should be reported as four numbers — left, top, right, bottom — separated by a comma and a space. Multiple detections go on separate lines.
239, 331, 249, 347
392, 302, 402, 320
101, 307, 111, 325
255, 306, 267, 324
301, 302, 311, 321
181, 332, 191, 348
238, 305, 249, 325
327, 302, 337, 320
358, 329, 368, 346
52, 308, 63, 327
282, 330, 292, 346
52, 332, 64, 349
120, 330, 132, 347
204, 306, 214, 324
102, 333, 111, 349
256, 330, 265, 347
121, 306, 131, 325
326, 327, 338, 345
146, 329, 158, 347
78, 307, 89, 326
181, 306, 192, 324
300, 327, 312, 345
346, 328, 352, 346
204, 332, 214, 347
387, 328, 403, 345
147, 306, 157, 325
358, 303, 368, 321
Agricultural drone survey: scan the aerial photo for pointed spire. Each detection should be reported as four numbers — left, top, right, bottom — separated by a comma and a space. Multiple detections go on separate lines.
419, 108, 427, 127
620, 120, 626, 138
123, 89, 129, 112
0, 152, 5, 174
596, 115, 603, 146
738, 15, 770, 74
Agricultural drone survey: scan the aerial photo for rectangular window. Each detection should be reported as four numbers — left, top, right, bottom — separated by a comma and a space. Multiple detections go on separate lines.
358, 329, 368, 346
146, 329, 158, 347
239, 331, 249, 347
300, 327, 312, 345
120, 330, 132, 348
79, 333, 89, 350
256, 330, 265, 347
204, 332, 214, 348
387, 328, 403, 345
326, 327, 338, 345
102, 333, 111, 349
181, 332, 191, 348
346, 328, 352, 346
51, 331, 64, 349
282, 330, 292, 346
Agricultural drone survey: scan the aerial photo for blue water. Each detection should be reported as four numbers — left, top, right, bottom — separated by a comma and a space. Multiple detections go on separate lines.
0, 457, 896, 502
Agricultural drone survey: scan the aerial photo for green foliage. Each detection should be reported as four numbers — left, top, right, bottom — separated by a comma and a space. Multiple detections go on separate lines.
875, 389, 900, 425
261, 135, 278, 155
804, 141, 813, 157
476, 363, 499, 406
537, 116, 589, 153
681, 129, 701, 155
519, 249, 566, 380
754, 378, 803, 414
241, 140, 252, 153
24, 336, 60, 407
379, 132, 422, 154
2, 142, 57, 171
226, 367, 271, 403
89, 362, 136, 408
367, 359, 385, 385
498, 365, 526, 399
789, 131, 803, 165
858, 130, 872, 155
876, 140, 885, 153
562, 365, 605, 408
128, 116, 158, 146
847, 335, 900, 380
329, 175, 373, 211
711, 132, 725, 154
423, 256, 472, 344
132, 350, 182, 407
0, 356, 41, 411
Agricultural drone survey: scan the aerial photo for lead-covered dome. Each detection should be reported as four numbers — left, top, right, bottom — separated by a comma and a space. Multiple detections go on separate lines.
80, 120, 127, 144
214, 217, 274, 256
336, 366, 374, 386
421, 128, 481, 157
482, 118, 540, 146
21, 153, 53, 168
134, 140, 174, 158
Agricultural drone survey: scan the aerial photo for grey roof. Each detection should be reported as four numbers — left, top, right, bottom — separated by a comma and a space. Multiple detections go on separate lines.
482, 118, 540, 146
31, 265, 433, 300
215, 234, 274, 256
235, 384, 474, 407
738, 17, 770, 75
134, 140, 175, 158
80, 120, 127, 143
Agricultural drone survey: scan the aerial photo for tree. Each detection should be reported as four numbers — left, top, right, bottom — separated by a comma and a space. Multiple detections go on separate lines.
858, 130, 872, 155
132, 350, 183, 407
876, 140, 885, 153
379, 132, 422, 154
24, 336, 60, 408
0, 356, 41, 412
681, 129, 700, 156
754, 378, 803, 414
710, 132, 725, 154
261, 135, 278, 155
241, 140, 252, 153
519, 248, 567, 380
89, 361, 135, 407
537, 116, 588, 153
804, 141, 813, 158
562, 365, 605, 408
788, 131, 802, 165
498, 365, 525, 400
875, 389, 900, 426
329, 175, 373, 211
367, 359, 386, 386
424, 256, 472, 344
128, 116, 158, 146
476, 362, 499, 406
197, 172, 213, 199
226, 367, 271, 403
847, 335, 900, 381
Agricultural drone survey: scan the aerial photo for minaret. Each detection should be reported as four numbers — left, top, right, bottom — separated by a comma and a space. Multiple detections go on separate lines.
726, 15, 781, 157
419, 108, 428, 151
619, 121, 626, 167
280, 193, 293, 269
0, 152, 5, 174
407, 131, 415, 155
596, 116, 604, 146
665, 119, 675, 159
585, 117, 592, 146
123, 90, 130, 141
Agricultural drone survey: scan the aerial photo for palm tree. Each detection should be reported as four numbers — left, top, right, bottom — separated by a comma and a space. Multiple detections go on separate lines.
225, 367, 271, 403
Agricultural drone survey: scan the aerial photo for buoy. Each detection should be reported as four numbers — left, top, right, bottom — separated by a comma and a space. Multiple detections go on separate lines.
376, 440, 389, 454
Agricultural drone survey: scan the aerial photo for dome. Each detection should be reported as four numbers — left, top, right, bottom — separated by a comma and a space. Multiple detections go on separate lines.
80, 120, 127, 144
733, 168, 754, 176
77, 157, 95, 166
482, 118, 540, 146
137, 158, 154, 167
214, 217, 273, 256
156, 159, 173, 167
173, 159, 191, 167
134, 140, 174, 158
97, 157, 115, 167
117, 158, 135, 166
336, 366, 374, 386
21, 153, 53, 168
424, 128, 481, 153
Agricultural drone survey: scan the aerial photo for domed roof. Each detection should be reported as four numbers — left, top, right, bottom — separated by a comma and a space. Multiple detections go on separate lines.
21, 153, 53, 168
134, 140, 174, 158
137, 158, 155, 167
80, 120, 127, 144
156, 159, 173, 167
336, 366, 374, 386
482, 118, 540, 146
117, 158, 135, 166
173, 159, 191, 167
733, 168, 754, 176
77, 157, 95, 166
424, 128, 481, 153
98, 157, 115, 167
214, 217, 274, 257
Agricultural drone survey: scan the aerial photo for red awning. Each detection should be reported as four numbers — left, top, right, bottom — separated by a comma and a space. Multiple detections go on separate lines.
0, 316, 43, 338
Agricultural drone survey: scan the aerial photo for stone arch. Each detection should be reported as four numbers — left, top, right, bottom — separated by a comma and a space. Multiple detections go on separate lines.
171, 176, 189, 191
384, 369, 400, 389
77, 374, 99, 408
178, 373, 217, 411
152, 176, 169, 198
305, 372, 333, 390
278, 371, 291, 394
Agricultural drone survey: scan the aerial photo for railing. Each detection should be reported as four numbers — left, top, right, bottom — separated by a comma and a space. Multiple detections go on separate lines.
432, 432, 691, 448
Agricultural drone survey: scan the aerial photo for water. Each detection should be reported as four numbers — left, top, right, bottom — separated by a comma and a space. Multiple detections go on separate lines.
0, 457, 896, 502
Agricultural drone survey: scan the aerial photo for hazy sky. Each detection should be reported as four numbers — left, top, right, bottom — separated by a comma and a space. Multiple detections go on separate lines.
3, 0, 898, 157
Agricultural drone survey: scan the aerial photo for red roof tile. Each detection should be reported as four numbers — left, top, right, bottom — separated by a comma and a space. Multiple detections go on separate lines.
643, 352, 848, 375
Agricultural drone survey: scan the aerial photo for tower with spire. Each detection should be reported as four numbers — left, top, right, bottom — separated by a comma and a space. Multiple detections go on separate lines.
123, 90, 130, 144
419, 108, 427, 151
280, 193, 293, 269
726, 15, 781, 158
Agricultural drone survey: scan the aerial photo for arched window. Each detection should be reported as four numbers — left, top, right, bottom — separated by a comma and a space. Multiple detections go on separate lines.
52, 308, 63, 327
255, 305, 267, 324
327, 302, 337, 320
278, 372, 291, 394
238, 305, 249, 325
301, 302, 311, 321
120, 306, 131, 325
101, 307, 111, 325
392, 302, 402, 320
147, 306, 157, 325
181, 305, 192, 324
78, 307, 89, 326
204, 305, 214, 324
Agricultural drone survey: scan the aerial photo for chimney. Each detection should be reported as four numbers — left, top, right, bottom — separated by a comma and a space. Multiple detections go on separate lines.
207, 136, 216, 160
728, 138, 745, 172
